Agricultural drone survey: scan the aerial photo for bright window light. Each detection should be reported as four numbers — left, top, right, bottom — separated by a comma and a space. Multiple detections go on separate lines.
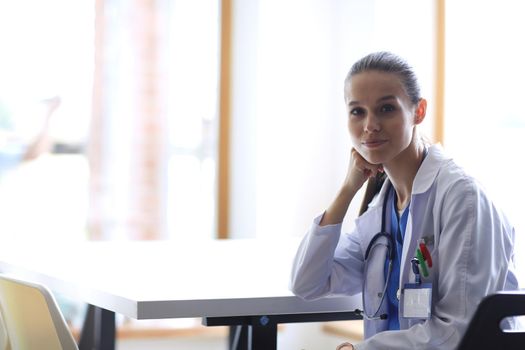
445, 0, 525, 283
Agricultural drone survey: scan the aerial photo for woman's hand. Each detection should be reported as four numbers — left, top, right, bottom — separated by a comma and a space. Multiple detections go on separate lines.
319, 148, 382, 226
343, 148, 383, 193
336, 342, 355, 350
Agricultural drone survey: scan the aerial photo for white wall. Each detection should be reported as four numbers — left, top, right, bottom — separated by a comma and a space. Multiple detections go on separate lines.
253, 0, 355, 239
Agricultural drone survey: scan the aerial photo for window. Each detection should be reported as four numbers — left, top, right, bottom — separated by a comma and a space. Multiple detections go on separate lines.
162, 0, 220, 240
0, 1, 93, 242
0, 0, 222, 241
88, 0, 221, 240
95, 0, 221, 331
445, 0, 525, 282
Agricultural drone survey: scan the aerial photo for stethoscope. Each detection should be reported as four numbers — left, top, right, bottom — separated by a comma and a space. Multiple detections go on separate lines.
355, 148, 427, 321
355, 183, 395, 321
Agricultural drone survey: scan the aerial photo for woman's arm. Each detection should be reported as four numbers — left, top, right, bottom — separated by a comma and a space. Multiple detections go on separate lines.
291, 148, 383, 300
321, 148, 382, 226
290, 216, 367, 299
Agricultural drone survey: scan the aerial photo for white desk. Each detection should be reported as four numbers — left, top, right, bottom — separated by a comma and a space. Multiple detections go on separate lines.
0, 238, 361, 349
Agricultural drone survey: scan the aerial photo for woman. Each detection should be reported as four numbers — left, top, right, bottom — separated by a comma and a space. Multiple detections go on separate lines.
290, 52, 518, 349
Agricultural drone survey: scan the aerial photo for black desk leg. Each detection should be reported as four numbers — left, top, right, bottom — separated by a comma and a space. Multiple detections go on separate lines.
229, 325, 249, 350
229, 320, 277, 350
248, 317, 277, 350
78, 304, 116, 350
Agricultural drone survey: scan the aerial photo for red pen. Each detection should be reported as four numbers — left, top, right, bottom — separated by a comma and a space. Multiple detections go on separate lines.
419, 242, 433, 268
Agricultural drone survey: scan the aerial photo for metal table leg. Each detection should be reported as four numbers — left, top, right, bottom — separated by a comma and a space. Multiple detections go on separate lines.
78, 304, 116, 350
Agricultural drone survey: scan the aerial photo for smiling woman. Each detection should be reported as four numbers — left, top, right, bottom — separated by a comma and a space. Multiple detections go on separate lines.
290, 51, 519, 350
345, 69, 427, 171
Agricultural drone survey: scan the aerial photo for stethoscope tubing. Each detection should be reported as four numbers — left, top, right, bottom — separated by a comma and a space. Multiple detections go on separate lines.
361, 183, 395, 320
358, 148, 427, 321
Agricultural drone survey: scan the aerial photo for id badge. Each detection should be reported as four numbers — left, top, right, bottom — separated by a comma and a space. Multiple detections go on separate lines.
402, 283, 432, 319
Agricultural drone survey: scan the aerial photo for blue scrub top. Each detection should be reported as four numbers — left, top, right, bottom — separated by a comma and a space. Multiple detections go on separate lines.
385, 190, 409, 331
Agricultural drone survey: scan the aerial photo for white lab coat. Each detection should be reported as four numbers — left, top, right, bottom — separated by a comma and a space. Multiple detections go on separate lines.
290, 144, 519, 349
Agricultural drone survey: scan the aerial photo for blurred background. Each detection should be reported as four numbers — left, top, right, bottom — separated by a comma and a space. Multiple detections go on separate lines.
0, 0, 524, 349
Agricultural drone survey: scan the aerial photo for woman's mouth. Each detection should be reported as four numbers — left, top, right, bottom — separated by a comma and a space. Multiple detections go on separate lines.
362, 139, 387, 149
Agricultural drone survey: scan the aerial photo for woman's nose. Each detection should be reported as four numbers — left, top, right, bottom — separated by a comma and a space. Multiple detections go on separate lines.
364, 114, 381, 133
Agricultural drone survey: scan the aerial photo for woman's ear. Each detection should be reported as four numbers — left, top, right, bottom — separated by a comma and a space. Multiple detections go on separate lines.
414, 98, 427, 124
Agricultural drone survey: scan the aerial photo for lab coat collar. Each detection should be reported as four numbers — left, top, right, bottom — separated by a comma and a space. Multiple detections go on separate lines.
412, 143, 451, 195
367, 143, 451, 208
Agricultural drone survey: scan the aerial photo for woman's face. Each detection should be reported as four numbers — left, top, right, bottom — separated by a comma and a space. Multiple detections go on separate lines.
344, 71, 420, 165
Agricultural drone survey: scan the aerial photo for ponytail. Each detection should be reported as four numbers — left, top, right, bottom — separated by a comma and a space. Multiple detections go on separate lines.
358, 172, 387, 216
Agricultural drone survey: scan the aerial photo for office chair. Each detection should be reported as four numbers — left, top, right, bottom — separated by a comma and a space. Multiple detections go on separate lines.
457, 291, 525, 350
0, 275, 78, 350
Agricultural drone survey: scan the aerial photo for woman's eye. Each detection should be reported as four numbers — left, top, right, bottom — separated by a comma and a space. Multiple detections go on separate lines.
350, 107, 365, 116
380, 104, 395, 113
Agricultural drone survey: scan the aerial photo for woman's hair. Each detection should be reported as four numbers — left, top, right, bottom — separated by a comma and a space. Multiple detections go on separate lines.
345, 51, 421, 105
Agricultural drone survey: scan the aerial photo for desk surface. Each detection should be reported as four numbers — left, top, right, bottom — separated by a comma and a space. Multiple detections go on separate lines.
0, 238, 359, 320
